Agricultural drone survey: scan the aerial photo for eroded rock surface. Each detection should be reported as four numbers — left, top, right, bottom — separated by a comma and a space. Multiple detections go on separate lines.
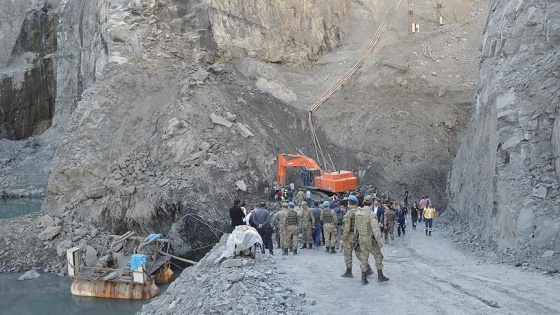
446, 0, 560, 260
208, 0, 348, 66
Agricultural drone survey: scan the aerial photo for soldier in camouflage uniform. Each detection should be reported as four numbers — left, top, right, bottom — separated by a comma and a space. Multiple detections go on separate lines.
283, 202, 301, 255
299, 202, 315, 249
384, 203, 397, 245
320, 201, 338, 253
340, 195, 373, 278
355, 201, 390, 285
275, 202, 289, 250
271, 206, 284, 249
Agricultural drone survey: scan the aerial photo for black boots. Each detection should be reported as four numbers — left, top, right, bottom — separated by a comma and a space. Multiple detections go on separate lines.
326, 246, 330, 253
378, 270, 389, 282
293, 249, 298, 255
330, 247, 337, 254
429, 231, 432, 236
361, 272, 369, 285
300, 243, 307, 249
308, 243, 313, 249
341, 268, 353, 278
366, 265, 374, 277
269, 249, 274, 255
425, 229, 428, 235
282, 248, 288, 255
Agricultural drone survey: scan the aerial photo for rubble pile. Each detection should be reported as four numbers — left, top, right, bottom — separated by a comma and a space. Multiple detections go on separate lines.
139, 235, 308, 315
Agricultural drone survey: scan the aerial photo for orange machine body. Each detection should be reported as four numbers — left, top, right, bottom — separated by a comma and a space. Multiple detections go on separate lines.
277, 154, 357, 193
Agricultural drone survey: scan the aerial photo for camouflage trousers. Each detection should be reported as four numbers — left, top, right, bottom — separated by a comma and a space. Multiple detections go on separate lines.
323, 223, 337, 247
343, 232, 361, 269
301, 225, 313, 244
358, 237, 384, 272
384, 222, 395, 241
284, 225, 299, 249
273, 228, 282, 248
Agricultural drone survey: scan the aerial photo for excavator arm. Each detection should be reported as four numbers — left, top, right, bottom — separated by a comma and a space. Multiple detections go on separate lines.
277, 154, 323, 186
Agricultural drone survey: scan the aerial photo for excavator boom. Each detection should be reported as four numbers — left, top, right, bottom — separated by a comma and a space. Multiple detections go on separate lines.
277, 153, 357, 193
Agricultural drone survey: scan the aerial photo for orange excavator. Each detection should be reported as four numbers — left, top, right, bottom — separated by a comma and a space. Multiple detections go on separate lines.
277, 153, 357, 193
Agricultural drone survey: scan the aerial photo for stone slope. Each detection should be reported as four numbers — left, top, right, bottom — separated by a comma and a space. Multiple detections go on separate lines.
446, 0, 560, 265
208, 0, 348, 67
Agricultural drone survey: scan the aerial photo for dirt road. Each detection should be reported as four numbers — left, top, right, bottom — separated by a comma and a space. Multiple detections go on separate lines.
274, 227, 560, 314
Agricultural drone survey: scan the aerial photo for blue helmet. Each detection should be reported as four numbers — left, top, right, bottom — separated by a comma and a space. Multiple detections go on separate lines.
288, 202, 295, 207
322, 201, 330, 208
348, 195, 358, 203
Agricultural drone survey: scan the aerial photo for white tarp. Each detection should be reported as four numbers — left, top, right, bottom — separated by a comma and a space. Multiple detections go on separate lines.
219, 225, 263, 260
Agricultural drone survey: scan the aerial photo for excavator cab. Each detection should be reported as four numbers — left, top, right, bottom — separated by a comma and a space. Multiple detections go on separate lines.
301, 168, 319, 187
278, 154, 357, 194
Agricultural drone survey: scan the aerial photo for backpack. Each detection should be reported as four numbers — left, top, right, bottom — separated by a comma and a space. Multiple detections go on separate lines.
334, 207, 343, 224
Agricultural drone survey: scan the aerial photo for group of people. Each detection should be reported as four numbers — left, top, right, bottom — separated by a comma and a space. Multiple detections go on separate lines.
228, 191, 438, 285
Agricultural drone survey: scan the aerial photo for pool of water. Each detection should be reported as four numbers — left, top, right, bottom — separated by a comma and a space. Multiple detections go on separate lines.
0, 198, 43, 219
0, 273, 146, 315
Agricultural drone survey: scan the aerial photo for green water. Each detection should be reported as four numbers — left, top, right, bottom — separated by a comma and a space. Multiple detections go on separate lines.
0, 273, 146, 315
0, 198, 43, 219
0, 198, 153, 314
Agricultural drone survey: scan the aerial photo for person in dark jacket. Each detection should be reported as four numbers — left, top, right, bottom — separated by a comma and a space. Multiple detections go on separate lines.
251, 201, 273, 255
229, 199, 245, 228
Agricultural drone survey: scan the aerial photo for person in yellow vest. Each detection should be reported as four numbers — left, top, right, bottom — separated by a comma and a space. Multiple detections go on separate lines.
320, 201, 338, 253
340, 195, 373, 278
283, 202, 301, 255
299, 202, 315, 249
423, 201, 437, 236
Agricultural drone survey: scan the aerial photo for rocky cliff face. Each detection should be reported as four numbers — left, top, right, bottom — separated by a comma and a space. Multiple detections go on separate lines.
52, 0, 109, 128
0, 0, 57, 140
43, 0, 314, 258
0, 0, 108, 140
446, 0, 560, 257
208, 0, 348, 66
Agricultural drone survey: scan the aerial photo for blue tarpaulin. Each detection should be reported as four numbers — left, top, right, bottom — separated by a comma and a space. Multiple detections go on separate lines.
144, 233, 163, 242
130, 254, 147, 271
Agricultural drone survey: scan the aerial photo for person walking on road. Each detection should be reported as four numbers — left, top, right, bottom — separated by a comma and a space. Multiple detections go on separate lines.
300, 202, 315, 249
410, 202, 420, 230
354, 200, 389, 285
283, 202, 301, 255
423, 201, 437, 236
419, 196, 428, 222
251, 201, 273, 255
229, 198, 245, 229
396, 204, 407, 237
320, 201, 338, 253
340, 195, 373, 278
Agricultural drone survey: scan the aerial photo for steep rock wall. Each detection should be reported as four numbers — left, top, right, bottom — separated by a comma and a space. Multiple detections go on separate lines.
52, 0, 109, 128
0, 0, 107, 140
208, 0, 348, 66
446, 0, 560, 256
0, 0, 58, 140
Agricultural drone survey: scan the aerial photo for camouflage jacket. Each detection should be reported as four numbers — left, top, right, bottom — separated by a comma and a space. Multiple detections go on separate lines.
300, 208, 315, 228
354, 206, 382, 242
342, 205, 359, 242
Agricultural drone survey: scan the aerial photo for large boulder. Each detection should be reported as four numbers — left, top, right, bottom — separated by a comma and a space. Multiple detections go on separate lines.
38, 226, 62, 241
